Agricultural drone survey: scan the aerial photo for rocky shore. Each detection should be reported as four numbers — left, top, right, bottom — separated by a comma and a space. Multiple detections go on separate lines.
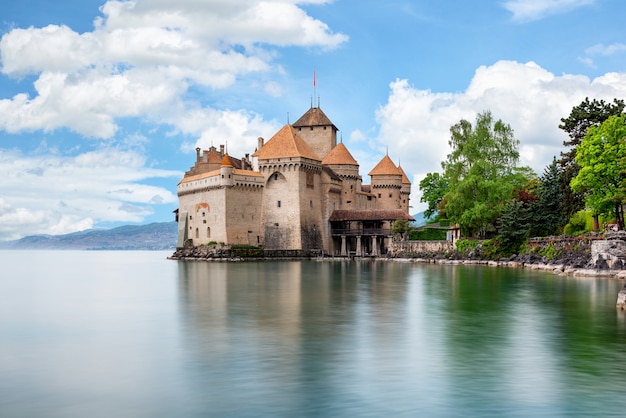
169, 232, 626, 280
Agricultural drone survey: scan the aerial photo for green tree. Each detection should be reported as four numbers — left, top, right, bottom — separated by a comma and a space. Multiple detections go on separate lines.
497, 200, 532, 255
558, 98, 625, 220
440, 111, 531, 237
529, 158, 565, 236
419, 172, 449, 220
391, 219, 410, 235
571, 115, 626, 230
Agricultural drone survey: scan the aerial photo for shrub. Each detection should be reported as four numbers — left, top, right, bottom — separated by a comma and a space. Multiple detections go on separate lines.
455, 239, 479, 253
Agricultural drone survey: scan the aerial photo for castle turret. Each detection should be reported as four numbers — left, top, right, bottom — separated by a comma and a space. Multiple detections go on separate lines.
220, 153, 234, 187
368, 155, 403, 211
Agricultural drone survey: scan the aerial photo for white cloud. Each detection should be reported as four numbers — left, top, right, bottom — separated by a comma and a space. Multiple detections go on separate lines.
503, 0, 595, 22
0, 147, 181, 240
585, 43, 626, 56
0, 0, 347, 138
374, 60, 626, 210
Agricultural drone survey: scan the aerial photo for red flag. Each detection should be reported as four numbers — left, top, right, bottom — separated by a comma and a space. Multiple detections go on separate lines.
313, 70, 316, 88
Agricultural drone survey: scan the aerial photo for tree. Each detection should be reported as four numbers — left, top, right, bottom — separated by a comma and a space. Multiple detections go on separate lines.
391, 219, 410, 235
419, 172, 449, 220
440, 111, 532, 237
558, 98, 625, 220
571, 115, 626, 230
497, 200, 533, 255
529, 158, 565, 236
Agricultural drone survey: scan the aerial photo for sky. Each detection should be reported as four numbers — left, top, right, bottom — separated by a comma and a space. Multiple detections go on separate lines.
1, 0, 625, 241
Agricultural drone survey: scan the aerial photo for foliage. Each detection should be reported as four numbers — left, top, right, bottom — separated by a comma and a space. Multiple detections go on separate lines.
529, 158, 566, 236
419, 172, 449, 220
479, 239, 499, 259
497, 200, 532, 255
440, 111, 532, 237
391, 219, 410, 235
455, 239, 479, 253
563, 210, 595, 236
558, 97, 625, 220
571, 115, 626, 229
409, 228, 447, 241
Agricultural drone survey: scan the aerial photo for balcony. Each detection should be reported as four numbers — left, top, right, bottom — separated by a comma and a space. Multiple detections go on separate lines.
330, 228, 391, 236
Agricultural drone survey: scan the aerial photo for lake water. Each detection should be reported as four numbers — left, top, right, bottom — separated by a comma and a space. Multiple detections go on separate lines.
1, 251, 626, 417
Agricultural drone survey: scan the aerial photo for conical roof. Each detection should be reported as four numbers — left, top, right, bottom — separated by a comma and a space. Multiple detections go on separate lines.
293, 107, 336, 129
398, 165, 411, 185
255, 124, 321, 161
321, 142, 358, 166
221, 153, 233, 167
368, 155, 402, 176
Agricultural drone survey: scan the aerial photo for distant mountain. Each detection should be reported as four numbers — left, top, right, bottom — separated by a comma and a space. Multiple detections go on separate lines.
410, 211, 427, 227
0, 222, 178, 250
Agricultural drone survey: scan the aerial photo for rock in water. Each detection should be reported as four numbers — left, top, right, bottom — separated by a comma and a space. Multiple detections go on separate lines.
617, 284, 626, 310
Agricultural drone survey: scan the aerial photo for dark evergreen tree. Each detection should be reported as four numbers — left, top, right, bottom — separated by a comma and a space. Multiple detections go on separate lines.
497, 200, 532, 255
530, 158, 565, 236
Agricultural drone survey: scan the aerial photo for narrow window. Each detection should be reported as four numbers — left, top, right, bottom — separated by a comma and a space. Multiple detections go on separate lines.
277, 200, 281, 207
195, 228, 199, 239
207, 227, 211, 238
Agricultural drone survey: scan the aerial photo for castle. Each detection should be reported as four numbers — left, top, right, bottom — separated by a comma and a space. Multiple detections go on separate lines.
175, 104, 413, 256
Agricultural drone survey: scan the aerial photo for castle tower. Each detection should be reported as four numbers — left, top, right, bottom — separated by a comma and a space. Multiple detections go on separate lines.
322, 142, 361, 209
368, 155, 404, 211
220, 153, 234, 187
292, 106, 338, 160
254, 124, 324, 251
397, 164, 412, 213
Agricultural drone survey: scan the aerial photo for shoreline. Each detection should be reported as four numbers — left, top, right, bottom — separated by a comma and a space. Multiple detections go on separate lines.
169, 253, 626, 279
388, 257, 626, 279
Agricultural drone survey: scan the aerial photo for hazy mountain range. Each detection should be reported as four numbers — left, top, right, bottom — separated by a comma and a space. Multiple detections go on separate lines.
0, 212, 426, 250
0, 222, 178, 250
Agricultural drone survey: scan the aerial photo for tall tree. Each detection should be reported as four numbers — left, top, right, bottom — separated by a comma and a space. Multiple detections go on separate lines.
571, 115, 626, 230
440, 111, 531, 237
558, 98, 625, 220
529, 158, 565, 236
419, 172, 449, 220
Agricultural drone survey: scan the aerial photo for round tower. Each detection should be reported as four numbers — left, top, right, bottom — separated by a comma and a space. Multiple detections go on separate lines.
368, 155, 403, 211
220, 153, 234, 187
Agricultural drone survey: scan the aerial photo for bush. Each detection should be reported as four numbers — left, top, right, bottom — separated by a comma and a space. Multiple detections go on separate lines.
563, 210, 594, 235
455, 239, 479, 253
409, 228, 447, 241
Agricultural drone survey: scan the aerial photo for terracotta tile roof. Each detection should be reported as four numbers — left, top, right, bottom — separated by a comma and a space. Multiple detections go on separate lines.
179, 167, 262, 184
206, 150, 223, 164
368, 155, 401, 176
398, 165, 411, 185
293, 107, 336, 128
221, 153, 233, 167
255, 124, 321, 161
178, 169, 220, 184
233, 169, 263, 177
329, 210, 415, 222
322, 142, 358, 165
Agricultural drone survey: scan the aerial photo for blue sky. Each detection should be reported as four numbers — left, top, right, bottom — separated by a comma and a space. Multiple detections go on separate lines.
1, 0, 625, 240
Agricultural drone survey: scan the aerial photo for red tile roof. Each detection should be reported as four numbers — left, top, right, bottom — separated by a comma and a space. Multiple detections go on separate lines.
322, 142, 358, 165
255, 124, 321, 161
368, 155, 402, 176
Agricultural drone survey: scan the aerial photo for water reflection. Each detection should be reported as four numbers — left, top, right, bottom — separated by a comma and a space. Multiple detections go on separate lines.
176, 261, 626, 417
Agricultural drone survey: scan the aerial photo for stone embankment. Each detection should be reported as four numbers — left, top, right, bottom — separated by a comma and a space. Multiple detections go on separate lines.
388, 231, 626, 280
